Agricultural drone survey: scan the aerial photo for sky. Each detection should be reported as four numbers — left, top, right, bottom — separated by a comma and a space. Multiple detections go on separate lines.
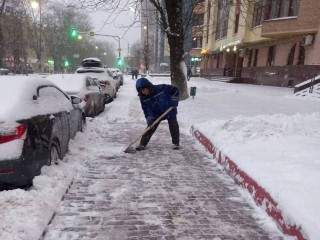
0, 74, 319, 240
88, 9, 141, 56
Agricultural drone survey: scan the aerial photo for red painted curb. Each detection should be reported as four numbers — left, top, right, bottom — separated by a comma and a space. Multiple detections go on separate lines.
191, 126, 306, 240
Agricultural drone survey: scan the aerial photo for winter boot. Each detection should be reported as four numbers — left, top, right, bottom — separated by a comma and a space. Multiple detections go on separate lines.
172, 144, 180, 150
136, 144, 146, 151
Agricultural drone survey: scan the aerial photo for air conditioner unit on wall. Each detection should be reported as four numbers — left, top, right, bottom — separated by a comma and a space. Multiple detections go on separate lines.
302, 35, 314, 46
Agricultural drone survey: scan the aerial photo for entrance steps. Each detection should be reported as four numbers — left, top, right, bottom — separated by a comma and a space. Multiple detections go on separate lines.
207, 76, 234, 82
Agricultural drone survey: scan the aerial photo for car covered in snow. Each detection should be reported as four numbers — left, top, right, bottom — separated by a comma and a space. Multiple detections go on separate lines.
76, 66, 118, 103
46, 74, 105, 117
0, 68, 12, 75
0, 76, 84, 189
107, 67, 124, 87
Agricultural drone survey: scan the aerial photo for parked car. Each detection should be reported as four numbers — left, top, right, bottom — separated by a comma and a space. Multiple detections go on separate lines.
46, 74, 105, 117
75, 66, 118, 103
0, 68, 12, 75
108, 68, 124, 86
0, 76, 84, 189
81, 57, 103, 68
105, 68, 121, 91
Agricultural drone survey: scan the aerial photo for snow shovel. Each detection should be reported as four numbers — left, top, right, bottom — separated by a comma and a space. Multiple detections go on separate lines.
124, 107, 174, 153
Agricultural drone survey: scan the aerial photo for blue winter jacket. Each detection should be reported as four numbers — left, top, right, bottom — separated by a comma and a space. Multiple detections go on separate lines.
136, 78, 179, 125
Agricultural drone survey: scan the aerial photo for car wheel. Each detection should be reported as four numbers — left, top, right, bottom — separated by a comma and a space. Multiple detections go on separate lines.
49, 142, 60, 165
114, 90, 117, 98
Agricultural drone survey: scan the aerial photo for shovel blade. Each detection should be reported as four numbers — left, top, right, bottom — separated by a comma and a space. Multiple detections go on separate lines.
124, 146, 136, 153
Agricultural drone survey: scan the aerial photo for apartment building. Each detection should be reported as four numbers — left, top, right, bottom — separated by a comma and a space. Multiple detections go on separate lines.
200, 0, 320, 87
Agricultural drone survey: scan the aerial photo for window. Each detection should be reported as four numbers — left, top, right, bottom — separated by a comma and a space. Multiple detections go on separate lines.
234, 0, 241, 34
287, 44, 296, 65
206, 1, 211, 44
216, 0, 230, 39
234, 13, 240, 34
247, 49, 253, 67
253, 49, 259, 67
252, 0, 264, 27
38, 86, 73, 113
267, 45, 276, 66
265, 0, 300, 20
193, 14, 204, 26
192, 37, 203, 48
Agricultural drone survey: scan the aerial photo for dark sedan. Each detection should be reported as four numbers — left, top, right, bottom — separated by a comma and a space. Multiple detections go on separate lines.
0, 76, 84, 189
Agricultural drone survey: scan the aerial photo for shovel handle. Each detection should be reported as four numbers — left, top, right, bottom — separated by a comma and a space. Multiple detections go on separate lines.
127, 107, 174, 147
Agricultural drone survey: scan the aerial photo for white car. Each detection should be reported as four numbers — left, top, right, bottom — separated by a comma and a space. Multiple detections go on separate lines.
75, 67, 118, 103
107, 68, 123, 86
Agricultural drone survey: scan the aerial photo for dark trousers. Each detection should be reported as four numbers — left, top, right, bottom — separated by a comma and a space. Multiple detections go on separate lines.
140, 116, 180, 147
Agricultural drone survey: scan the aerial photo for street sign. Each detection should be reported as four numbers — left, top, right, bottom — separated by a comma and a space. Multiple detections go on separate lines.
89, 31, 95, 37
73, 54, 79, 59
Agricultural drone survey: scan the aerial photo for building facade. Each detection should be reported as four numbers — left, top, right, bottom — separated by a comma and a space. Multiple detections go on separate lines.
201, 0, 320, 87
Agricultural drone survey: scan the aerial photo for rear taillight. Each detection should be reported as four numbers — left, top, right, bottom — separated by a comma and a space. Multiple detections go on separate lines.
0, 124, 27, 144
83, 94, 89, 102
99, 80, 111, 85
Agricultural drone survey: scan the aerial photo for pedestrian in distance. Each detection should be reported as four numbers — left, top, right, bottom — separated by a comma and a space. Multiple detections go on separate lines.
187, 67, 192, 81
131, 69, 135, 80
135, 77, 180, 151
134, 69, 139, 79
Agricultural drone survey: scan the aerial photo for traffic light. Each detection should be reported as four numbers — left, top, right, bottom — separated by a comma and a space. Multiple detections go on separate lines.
64, 59, 70, 67
70, 27, 78, 39
117, 58, 123, 67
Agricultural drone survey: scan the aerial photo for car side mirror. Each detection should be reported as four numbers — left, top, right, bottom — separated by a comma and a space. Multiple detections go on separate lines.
71, 96, 82, 104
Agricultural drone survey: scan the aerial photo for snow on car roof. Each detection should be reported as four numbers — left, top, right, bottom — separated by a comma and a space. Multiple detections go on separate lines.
82, 57, 101, 62
0, 76, 60, 121
46, 74, 87, 94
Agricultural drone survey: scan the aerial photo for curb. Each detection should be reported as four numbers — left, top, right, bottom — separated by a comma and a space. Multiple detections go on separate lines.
191, 126, 306, 240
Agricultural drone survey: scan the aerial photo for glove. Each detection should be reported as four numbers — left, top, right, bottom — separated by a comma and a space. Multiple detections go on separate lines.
146, 116, 154, 125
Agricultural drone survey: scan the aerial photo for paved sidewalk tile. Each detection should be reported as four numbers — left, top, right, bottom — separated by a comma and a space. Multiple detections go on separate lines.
43, 122, 286, 240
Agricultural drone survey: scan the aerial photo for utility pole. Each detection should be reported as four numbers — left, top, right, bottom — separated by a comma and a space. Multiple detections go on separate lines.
143, 0, 150, 74
39, 0, 42, 72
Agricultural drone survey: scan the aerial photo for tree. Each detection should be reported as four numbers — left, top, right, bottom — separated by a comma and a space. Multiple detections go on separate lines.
65, 0, 196, 100
0, 0, 6, 68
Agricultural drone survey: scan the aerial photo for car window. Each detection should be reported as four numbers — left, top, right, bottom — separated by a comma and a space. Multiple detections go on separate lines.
85, 79, 99, 91
81, 60, 102, 67
76, 69, 105, 73
38, 86, 73, 113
